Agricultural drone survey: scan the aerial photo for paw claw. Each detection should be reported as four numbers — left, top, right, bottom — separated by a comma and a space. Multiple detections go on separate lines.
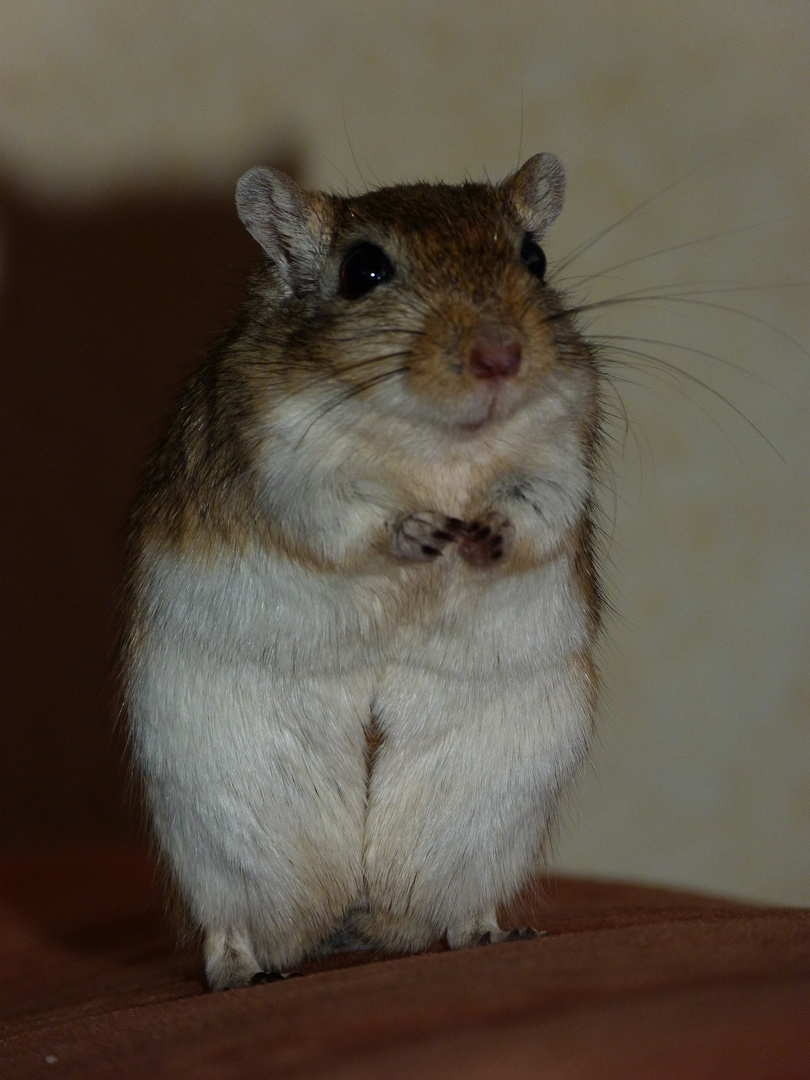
505, 926, 543, 941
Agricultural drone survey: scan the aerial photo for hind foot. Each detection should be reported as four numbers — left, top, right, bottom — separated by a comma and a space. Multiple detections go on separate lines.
205, 928, 263, 990
476, 926, 547, 945
447, 914, 546, 950
205, 928, 303, 991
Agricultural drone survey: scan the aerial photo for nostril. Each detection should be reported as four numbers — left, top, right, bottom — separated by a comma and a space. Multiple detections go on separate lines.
469, 341, 522, 380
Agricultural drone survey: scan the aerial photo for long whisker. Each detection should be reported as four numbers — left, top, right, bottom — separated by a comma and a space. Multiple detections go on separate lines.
592, 333, 777, 389
327, 326, 426, 344
516, 84, 525, 172
579, 280, 807, 300
552, 219, 791, 290
331, 350, 413, 380
343, 106, 367, 190
547, 291, 809, 356
293, 349, 413, 393
555, 153, 722, 273
294, 366, 408, 447
599, 342, 782, 458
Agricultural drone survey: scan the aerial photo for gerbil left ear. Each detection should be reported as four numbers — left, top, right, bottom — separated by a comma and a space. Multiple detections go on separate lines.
502, 153, 566, 237
235, 167, 333, 294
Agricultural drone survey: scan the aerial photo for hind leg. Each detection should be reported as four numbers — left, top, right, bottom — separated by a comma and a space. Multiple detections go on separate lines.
361, 656, 589, 953
131, 648, 371, 987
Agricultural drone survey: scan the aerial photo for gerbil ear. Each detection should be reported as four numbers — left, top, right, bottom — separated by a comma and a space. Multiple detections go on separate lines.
236, 167, 332, 292
502, 153, 566, 237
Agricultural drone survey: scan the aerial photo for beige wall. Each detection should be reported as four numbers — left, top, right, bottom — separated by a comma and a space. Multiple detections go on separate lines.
3, 1, 808, 904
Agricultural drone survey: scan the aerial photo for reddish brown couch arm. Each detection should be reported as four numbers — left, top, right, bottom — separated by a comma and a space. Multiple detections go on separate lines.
1, 846, 808, 1078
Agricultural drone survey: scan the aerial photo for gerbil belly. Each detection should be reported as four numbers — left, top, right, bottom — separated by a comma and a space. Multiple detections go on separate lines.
129, 547, 590, 956
128, 547, 387, 957
364, 560, 592, 936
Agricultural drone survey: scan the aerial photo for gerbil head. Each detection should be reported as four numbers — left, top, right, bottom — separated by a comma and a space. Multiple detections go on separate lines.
235, 155, 594, 436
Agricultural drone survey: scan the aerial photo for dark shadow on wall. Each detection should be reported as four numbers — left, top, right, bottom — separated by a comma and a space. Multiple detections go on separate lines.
0, 163, 296, 849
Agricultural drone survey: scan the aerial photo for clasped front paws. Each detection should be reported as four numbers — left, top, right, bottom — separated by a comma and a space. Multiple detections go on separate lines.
393, 511, 466, 562
458, 514, 516, 566
393, 511, 515, 566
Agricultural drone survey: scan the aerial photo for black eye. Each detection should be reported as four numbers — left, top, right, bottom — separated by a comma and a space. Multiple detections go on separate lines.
339, 242, 394, 299
520, 235, 547, 282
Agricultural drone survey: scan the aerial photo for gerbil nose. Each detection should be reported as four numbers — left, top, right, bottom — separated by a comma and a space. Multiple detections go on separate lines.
468, 329, 522, 381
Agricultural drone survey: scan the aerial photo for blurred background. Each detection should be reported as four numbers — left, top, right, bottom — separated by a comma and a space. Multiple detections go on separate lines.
1, 1, 807, 906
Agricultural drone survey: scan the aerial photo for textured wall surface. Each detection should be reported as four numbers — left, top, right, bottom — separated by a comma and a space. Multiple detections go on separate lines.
1, 1, 807, 903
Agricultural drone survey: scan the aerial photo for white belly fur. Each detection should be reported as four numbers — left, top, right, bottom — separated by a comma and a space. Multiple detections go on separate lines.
128, 534, 590, 978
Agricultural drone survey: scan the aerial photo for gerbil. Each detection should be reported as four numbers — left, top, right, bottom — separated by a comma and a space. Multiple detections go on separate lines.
124, 153, 602, 990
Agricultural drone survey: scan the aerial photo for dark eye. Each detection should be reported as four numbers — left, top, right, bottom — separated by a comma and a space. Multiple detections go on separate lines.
520, 235, 547, 282
339, 242, 394, 299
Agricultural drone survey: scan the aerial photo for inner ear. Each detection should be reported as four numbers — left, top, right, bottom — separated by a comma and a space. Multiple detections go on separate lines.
502, 153, 566, 238
235, 166, 333, 292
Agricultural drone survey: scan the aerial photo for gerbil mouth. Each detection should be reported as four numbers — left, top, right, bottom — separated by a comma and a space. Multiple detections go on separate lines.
362, 363, 530, 433
457, 397, 500, 431
442, 381, 528, 432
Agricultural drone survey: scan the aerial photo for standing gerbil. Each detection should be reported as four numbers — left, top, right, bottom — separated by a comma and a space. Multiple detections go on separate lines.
124, 153, 602, 990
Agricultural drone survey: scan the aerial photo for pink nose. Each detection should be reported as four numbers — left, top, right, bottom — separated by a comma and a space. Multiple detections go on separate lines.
468, 334, 522, 380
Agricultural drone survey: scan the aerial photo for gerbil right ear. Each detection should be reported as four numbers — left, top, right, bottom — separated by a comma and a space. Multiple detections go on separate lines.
236, 167, 333, 293
502, 153, 566, 238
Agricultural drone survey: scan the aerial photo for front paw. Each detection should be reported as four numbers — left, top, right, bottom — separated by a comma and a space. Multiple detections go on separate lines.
393, 511, 466, 562
459, 512, 515, 566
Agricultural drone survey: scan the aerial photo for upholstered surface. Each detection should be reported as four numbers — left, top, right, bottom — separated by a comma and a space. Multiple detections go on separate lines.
1, 847, 807, 1078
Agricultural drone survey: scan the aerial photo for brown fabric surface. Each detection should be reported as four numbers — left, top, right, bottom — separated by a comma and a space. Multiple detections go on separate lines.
0, 847, 808, 1078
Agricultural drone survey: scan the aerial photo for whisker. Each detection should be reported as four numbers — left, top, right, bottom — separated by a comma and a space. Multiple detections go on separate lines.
327, 327, 426, 345
552, 218, 792, 291
331, 350, 413, 380
308, 349, 414, 387
592, 333, 777, 390
516, 84, 525, 173
342, 106, 367, 190
548, 292, 809, 357
600, 343, 782, 459
555, 153, 722, 274
334, 365, 410, 403
294, 366, 408, 447
583, 280, 807, 299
